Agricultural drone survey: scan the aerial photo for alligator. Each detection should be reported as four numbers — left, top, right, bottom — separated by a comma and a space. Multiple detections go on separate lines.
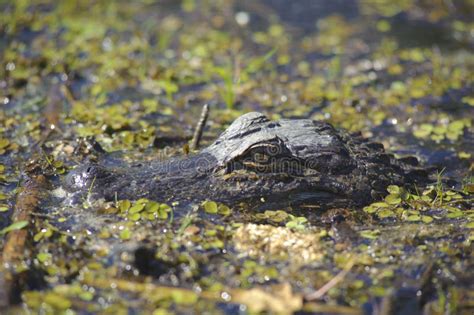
65, 112, 430, 209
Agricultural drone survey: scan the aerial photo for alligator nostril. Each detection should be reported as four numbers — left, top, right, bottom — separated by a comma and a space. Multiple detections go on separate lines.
332, 214, 346, 224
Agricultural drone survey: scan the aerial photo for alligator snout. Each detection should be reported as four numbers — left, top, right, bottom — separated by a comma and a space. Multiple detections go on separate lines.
64, 163, 112, 192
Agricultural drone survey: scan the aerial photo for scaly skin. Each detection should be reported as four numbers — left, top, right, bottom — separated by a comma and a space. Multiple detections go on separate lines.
65, 112, 429, 208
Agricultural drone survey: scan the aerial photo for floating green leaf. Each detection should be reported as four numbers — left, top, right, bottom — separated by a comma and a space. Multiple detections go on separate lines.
43, 292, 72, 310
218, 203, 231, 216
385, 194, 401, 205
421, 215, 433, 223
202, 200, 218, 214
118, 200, 131, 212
377, 209, 396, 219
0, 220, 28, 235
145, 201, 160, 213
0, 138, 10, 149
37, 252, 51, 263
413, 124, 433, 138
128, 213, 141, 221
119, 228, 131, 240
406, 214, 421, 222
386, 185, 400, 194
256, 210, 289, 223
446, 211, 463, 219
360, 229, 380, 239
129, 202, 146, 214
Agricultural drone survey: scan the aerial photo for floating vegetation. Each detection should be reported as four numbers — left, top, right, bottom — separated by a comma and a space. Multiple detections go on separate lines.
115, 199, 172, 222
0, 138, 11, 155
254, 210, 309, 230
413, 118, 471, 142
363, 183, 471, 223
201, 200, 231, 216
0, 0, 473, 313
233, 223, 323, 265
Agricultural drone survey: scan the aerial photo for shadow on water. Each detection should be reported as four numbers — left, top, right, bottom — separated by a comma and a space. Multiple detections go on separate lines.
257, 0, 359, 32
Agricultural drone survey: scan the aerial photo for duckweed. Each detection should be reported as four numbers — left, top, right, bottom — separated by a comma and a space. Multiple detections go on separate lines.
255, 210, 289, 223
363, 182, 470, 223
413, 119, 471, 142
116, 199, 172, 222
1, 0, 473, 313
119, 228, 131, 240
201, 200, 232, 216
285, 215, 308, 230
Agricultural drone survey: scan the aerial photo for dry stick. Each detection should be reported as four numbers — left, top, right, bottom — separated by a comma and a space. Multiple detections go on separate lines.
189, 104, 209, 151
0, 175, 49, 308
305, 258, 356, 301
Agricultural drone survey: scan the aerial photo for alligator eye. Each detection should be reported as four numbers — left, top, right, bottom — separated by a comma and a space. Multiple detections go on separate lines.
226, 140, 296, 175
242, 151, 271, 171
248, 145, 274, 164
241, 142, 290, 173
253, 152, 270, 163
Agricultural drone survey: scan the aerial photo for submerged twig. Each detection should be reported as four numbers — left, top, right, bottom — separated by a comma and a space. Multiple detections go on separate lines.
305, 257, 356, 301
0, 175, 49, 308
189, 104, 209, 151
82, 276, 220, 300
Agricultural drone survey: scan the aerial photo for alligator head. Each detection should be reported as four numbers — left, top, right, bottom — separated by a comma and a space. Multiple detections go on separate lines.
65, 112, 427, 208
